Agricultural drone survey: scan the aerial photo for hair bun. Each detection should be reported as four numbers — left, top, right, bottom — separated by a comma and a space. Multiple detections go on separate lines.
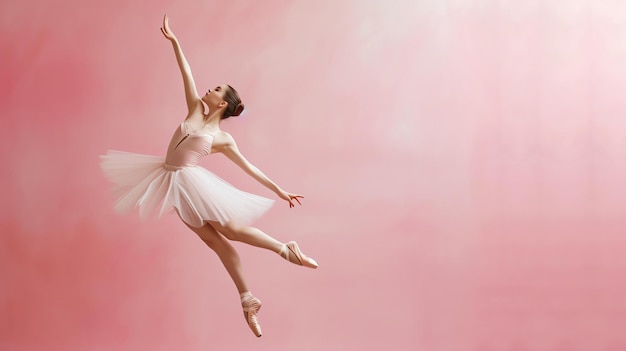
233, 103, 245, 117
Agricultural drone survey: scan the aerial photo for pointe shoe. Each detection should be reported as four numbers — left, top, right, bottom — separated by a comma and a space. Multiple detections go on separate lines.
242, 295, 263, 337
279, 241, 319, 269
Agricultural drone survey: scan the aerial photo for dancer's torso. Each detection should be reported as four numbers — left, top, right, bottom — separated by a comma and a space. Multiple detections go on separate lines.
165, 120, 214, 168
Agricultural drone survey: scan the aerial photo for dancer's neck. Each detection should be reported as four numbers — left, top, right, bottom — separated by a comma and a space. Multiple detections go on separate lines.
202, 110, 222, 126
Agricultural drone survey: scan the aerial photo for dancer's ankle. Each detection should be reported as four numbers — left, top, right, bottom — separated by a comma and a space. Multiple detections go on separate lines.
240, 291, 253, 302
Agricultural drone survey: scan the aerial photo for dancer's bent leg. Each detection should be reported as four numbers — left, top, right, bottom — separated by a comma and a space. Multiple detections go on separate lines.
184, 221, 263, 337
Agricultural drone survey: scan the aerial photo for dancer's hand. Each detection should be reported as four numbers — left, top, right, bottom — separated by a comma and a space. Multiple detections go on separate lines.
278, 190, 304, 208
160, 14, 177, 41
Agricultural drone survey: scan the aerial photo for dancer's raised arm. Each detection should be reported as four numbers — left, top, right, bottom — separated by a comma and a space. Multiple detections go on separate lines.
160, 15, 202, 115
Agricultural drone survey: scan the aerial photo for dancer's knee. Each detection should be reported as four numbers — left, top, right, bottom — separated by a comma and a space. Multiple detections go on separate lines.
220, 221, 243, 241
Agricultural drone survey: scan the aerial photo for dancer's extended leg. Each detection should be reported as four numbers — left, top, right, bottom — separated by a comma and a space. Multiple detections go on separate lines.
207, 220, 318, 269
207, 220, 282, 252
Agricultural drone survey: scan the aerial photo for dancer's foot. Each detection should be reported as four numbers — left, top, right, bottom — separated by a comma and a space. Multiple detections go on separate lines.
279, 241, 318, 269
241, 293, 262, 337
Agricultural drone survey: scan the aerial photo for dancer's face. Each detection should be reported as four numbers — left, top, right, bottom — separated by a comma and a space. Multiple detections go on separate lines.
202, 84, 228, 108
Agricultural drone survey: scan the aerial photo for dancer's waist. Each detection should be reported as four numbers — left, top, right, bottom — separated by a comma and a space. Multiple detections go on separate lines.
164, 163, 197, 171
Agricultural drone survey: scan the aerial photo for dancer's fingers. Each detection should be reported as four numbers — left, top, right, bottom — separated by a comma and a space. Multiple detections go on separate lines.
291, 195, 303, 205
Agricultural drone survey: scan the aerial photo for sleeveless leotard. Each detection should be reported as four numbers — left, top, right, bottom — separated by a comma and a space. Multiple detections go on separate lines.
165, 120, 213, 169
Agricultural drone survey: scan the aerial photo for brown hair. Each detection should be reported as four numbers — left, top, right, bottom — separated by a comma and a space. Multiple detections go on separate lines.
222, 85, 245, 119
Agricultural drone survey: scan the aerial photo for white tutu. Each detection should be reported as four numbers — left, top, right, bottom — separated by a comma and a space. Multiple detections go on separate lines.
100, 150, 275, 227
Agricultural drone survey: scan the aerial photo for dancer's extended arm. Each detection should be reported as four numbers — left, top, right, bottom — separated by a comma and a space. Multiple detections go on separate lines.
217, 132, 303, 208
160, 15, 202, 115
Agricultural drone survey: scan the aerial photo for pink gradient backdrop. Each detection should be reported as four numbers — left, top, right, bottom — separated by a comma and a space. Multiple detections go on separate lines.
2, 0, 625, 350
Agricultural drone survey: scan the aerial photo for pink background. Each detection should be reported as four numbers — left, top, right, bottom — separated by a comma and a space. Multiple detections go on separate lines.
2, 0, 626, 350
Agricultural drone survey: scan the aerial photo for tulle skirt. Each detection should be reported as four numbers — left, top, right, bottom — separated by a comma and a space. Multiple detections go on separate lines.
100, 150, 275, 227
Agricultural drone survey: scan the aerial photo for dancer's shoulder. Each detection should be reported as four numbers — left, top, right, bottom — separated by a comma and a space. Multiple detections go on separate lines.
211, 130, 236, 149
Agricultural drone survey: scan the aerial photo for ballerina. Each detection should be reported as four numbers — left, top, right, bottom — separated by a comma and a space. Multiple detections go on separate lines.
100, 15, 318, 337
